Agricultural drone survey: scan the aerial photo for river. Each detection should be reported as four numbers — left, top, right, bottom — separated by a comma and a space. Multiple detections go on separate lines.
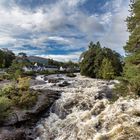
32, 74, 140, 140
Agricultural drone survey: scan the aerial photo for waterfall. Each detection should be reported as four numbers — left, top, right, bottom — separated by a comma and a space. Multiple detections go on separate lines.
34, 74, 140, 140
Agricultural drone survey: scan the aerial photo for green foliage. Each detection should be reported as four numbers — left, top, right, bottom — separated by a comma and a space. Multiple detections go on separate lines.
18, 91, 37, 108
99, 58, 115, 80
0, 96, 12, 121
0, 84, 16, 97
0, 77, 37, 111
125, 0, 140, 51
80, 42, 122, 79
24, 71, 36, 76
15, 69, 23, 80
0, 73, 12, 81
0, 49, 15, 68
8, 53, 32, 79
123, 63, 140, 94
17, 77, 30, 91
120, 0, 140, 95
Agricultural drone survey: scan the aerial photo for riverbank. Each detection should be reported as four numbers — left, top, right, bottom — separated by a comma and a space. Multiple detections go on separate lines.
0, 78, 62, 140
0, 74, 140, 140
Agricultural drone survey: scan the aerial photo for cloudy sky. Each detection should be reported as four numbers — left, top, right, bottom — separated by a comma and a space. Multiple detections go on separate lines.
0, 0, 130, 61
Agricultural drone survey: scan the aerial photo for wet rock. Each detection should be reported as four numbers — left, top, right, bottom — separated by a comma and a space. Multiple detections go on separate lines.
48, 78, 59, 83
44, 76, 48, 81
94, 87, 113, 100
1, 89, 61, 140
0, 128, 26, 140
30, 79, 46, 86
58, 81, 70, 87
4, 90, 61, 126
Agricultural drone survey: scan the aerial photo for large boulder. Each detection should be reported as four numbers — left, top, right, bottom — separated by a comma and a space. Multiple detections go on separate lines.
4, 90, 61, 126
1, 89, 61, 140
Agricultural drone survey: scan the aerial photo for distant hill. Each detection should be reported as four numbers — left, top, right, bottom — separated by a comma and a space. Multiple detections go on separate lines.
28, 56, 49, 64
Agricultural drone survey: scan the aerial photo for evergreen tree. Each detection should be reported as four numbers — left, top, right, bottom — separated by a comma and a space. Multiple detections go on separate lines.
99, 58, 115, 80
123, 0, 140, 94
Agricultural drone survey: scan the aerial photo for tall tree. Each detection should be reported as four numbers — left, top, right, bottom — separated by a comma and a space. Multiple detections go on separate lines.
123, 0, 140, 94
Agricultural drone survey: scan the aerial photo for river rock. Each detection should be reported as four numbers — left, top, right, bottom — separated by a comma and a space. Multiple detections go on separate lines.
1, 89, 61, 140
0, 128, 26, 140
48, 78, 59, 83
4, 90, 61, 126
58, 81, 70, 87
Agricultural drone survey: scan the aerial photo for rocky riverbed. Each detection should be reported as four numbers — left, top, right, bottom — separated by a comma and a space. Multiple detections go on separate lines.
0, 74, 140, 140
34, 74, 140, 140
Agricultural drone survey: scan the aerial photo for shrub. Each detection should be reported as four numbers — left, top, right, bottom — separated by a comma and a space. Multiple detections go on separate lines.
17, 77, 30, 91
0, 84, 18, 101
0, 97, 12, 121
24, 71, 36, 76
0, 73, 12, 81
18, 91, 37, 109
14, 69, 23, 80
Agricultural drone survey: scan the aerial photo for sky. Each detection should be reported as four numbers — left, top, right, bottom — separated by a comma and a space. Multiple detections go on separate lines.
0, 0, 130, 62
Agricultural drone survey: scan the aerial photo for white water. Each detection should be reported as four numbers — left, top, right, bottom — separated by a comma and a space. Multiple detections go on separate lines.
34, 74, 140, 140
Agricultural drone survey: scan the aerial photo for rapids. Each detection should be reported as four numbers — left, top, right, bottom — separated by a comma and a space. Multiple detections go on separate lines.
33, 74, 140, 140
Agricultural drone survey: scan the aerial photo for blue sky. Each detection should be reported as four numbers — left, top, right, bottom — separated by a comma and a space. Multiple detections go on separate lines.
0, 0, 130, 61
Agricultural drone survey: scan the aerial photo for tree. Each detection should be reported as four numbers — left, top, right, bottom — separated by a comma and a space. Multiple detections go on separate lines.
0, 49, 15, 68
80, 42, 122, 78
4, 50, 15, 68
123, 0, 140, 94
80, 42, 102, 77
99, 58, 115, 80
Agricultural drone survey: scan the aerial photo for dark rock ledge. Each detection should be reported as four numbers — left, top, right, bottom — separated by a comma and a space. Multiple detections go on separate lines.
0, 89, 61, 140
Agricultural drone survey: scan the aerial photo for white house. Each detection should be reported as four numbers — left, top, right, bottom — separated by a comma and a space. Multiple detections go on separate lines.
59, 66, 65, 71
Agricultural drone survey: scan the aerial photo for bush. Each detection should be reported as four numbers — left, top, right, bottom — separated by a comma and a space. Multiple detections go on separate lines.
0, 77, 38, 109
0, 84, 16, 96
14, 69, 23, 80
113, 77, 140, 102
0, 97, 12, 121
24, 71, 36, 76
0, 73, 12, 81
18, 91, 37, 109
17, 77, 30, 91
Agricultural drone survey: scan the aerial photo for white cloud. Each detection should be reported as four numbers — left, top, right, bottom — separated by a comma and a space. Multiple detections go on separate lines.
0, 0, 130, 59
0, 35, 16, 45
38, 51, 82, 62
48, 36, 71, 44
99, 2, 129, 55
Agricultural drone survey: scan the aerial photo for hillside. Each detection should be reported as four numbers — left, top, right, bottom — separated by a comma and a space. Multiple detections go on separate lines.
28, 56, 49, 65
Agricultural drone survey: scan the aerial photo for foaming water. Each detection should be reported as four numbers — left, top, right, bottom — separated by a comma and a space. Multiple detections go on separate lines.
34, 74, 140, 140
